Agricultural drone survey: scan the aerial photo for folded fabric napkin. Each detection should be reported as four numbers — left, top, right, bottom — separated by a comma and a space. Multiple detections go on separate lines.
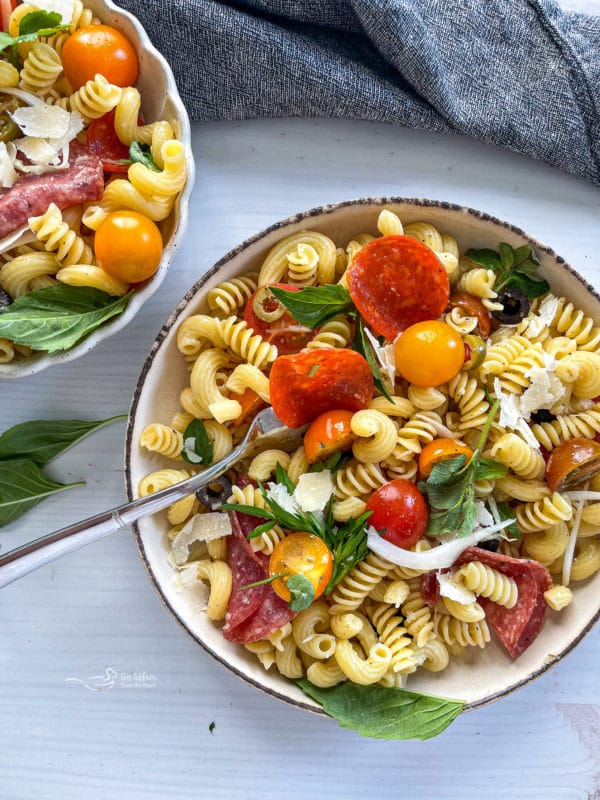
118, 0, 600, 186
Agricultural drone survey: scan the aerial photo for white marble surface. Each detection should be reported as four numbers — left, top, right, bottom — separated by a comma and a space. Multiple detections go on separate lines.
1, 113, 600, 799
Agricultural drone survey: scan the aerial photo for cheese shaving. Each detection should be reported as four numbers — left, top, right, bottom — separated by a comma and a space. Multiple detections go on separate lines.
294, 470, 333, 514
171, 512, 232, 565
170, 563, 210, 611
266, 482, 299, 515
364, 325, 396, 387
437, 571, 476, 605
11, 105, 71, 139
31, 0, 75, 23
0, 142, 18, 189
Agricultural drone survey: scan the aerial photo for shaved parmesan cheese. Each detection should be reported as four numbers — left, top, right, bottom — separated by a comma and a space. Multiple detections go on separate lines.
294, 470, 333, 513
520, 295, 560, 339
11, 105, 71, 139
0, 142, 18, 188
49, 109, 84, 152
437, 571, 476, 604
266, 482, 299, 515
32, 0, 75, 23
171, 512, 232, 565
494, 378, 521, 429
170, 563, 210, 611
366, 519, 517, 570
14, 137, 59, 167
474, 500, 495, 529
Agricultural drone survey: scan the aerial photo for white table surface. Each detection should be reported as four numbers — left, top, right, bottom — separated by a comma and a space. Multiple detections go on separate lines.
2, 104, 600, 800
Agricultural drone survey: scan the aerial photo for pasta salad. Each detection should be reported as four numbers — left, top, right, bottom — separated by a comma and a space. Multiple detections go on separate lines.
0, 0, 188, 363
137, 207, 600, 738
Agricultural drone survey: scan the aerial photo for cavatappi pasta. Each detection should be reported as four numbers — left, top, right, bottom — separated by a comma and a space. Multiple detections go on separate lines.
139, 207, 600, 693
0, 0, 188, 362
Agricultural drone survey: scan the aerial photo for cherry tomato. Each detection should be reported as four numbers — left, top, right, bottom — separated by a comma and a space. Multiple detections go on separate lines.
394, 320, 465, 387
0, 0, 16, 33
545, 437, 600, 491
347, 235, 450, 339
86, 109, 130, 172
61, 25, 139, 90
269, 348, 374, 428
419, 438, 474, 478
95, 211, 163, 284
269, 532, 333, 603
304, 409, 356, 464
243, 283, 316, 354
447, 292, 492, 338
365, 478, 429, 549
230, 387, 267, 428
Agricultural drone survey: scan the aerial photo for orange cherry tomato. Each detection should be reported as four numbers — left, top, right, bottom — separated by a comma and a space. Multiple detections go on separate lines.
61, 25, 139, 90
545, 437, 600, 491
304, 409, 356, 464
394, 320, 465, 387
419, 438, 474, 478
365, 478, 428, 549
95, 211, 163, 284
269, 532, 333, 603
231, 388, 267, 428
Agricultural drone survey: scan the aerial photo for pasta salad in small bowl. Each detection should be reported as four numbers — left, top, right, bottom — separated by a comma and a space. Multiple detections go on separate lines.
126, 198, 600, 740
0, 0, 194, 377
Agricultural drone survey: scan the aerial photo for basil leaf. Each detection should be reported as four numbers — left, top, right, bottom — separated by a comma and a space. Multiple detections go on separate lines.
425, 455, 468, 486
287, 574, 315, 611
296, 680, 465, 740
18, 10, 63, 35
181, 419, 213, 465
0, 458, 84, 527
458, 498, 478, 538
0, 286, 132, 352
426, 506, 464, 537
495, 500, 520, 540
353, 316, 393, 401
0, 32, 14, 49
269, 284, 354, 328
129, 141, 160, 172
0, 415, 126, 464
498, 242, 515, 270
505, 272, 550, 300
473, 456, 508, 481
423, 480, 466, 511
464, 248, 501, 271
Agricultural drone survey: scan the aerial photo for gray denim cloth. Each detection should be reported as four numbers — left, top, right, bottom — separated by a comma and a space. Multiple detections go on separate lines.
118, 0, 600, 186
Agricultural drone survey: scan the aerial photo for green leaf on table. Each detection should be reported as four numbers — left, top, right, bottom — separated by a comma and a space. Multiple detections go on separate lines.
181, 419, 213, 465
296, 680, 465, 740
0, 285, 133, 352
0, 458, 84, 527
0, 415, 126, 464
269, 284, 354, 328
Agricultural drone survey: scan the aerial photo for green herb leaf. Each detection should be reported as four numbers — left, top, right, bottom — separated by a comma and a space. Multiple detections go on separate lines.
505, 271, 550, 300
129, 141, 160, 172
466, 242, 547, 299
287, 574, 315, 611
326, 510, 371, 591
220, 502, 275, 521
308, 450, 349, 475
296, 680, 465, 740
239, 571, 286, 590
181, 419, 213, 466
19, 10, 63, 35
275, 462, 296, 493
353, 316, 393, 401
0, 415, 126, 465
425, 455, 468, 486
269, 284, 354, 328
464, 247, 501, 271
495, 500, 520, 540
473, 456, 508, 481
0, 286, 132, 352
0, 458, 84, 527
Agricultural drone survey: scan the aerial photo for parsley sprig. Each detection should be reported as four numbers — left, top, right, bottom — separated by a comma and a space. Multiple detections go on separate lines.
0, 12, 69, 68
419, 399, 508, 538
465, 242, 549, 300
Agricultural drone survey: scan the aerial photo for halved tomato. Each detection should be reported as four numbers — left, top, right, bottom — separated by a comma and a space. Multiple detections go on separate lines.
243, 283, 316, 354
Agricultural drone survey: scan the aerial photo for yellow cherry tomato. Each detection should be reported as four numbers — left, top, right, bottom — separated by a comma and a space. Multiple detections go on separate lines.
269, 532, 333, 604
394, 320, 465, 387
95, 211, 163, 284
61, 25, 139, 90
303, 409, 356, 464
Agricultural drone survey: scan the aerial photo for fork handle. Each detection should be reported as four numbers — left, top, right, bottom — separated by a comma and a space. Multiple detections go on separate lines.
0, 441, 245, 589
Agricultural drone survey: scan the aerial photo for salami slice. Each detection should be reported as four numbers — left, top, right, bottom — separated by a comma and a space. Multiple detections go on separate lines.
420, 571, 441, 608
223, 511, 296, 643
454, 547, 552, 658
347, 235, 450, 339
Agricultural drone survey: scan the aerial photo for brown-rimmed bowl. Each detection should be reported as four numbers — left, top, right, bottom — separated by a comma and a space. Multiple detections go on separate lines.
125, 197, 600, 717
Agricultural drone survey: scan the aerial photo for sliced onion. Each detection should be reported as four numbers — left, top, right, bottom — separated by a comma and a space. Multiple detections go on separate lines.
1, 87, 46, 107
366, 519, 516, 571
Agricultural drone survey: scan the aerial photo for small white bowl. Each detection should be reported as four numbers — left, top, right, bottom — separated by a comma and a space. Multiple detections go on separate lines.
0, 0, 194, 378
125, 198, 600, 717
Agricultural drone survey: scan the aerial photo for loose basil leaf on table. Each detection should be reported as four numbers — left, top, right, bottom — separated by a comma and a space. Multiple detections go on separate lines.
0, 459, 84, 528
0, 285, 133, 352
296, 680, 465, 740
0, 416, 126, 464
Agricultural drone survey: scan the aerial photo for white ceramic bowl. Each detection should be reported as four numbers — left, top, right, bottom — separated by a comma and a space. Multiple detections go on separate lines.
0, 0, 194, 378
125, 197, 600, 717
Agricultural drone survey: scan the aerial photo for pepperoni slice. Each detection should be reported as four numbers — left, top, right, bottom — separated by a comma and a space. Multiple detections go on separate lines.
269, 348, 374, 428
347, 235, 450, 339
454, 547, 552, 658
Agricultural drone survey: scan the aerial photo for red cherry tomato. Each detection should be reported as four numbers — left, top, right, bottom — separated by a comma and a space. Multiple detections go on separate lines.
419, 438, 474, 478
95, 211, 163, 283
365, 479, 429, 549
447, 292, 492, 338
304, 409, 356, 464
61, 25, 139, 90
545, 437, 600, 491
269, 532, 333, 604
269, 348, 374, 428
394, 320, 465, 387
243, 283, 316, 354
86, 110, 130, 172
347, 235, 450, 339
0, 0, 16, 33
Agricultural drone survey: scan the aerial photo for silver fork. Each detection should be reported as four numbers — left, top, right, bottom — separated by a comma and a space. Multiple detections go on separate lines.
0, 408, 305, 589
